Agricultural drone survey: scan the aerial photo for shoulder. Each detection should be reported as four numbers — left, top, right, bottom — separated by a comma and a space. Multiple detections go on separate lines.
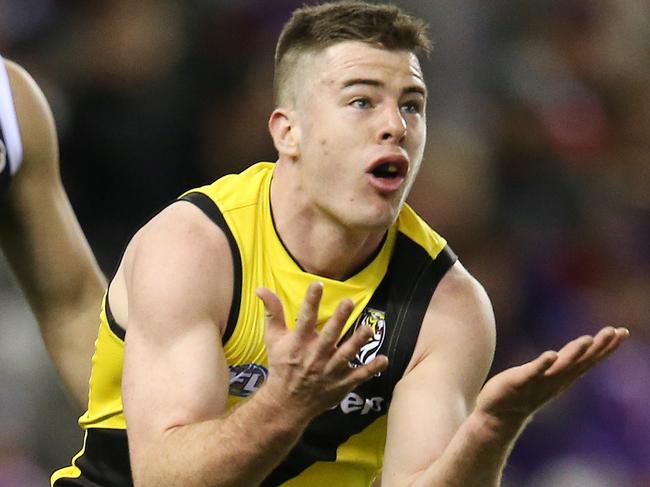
130, 199, 231, 253
429, 261, 494, 327
405, 261, 496, 395
4, 58, 33, 89
125, 199, 233, 286
114, 200, 235, 335
4, 58, 52, 126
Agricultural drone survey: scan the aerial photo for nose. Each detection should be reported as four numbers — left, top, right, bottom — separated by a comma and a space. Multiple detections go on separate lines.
378, 104, 407, 144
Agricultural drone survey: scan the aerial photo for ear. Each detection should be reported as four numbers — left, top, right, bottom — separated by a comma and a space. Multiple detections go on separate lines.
268, 108, 300, 159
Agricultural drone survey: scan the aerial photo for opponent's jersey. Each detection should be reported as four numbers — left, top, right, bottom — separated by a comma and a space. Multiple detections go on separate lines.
0, 55, 23, 194
52, 162, 457, 487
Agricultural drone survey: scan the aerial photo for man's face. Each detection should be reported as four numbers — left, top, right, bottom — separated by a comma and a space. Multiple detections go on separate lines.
292, 41, 427, 231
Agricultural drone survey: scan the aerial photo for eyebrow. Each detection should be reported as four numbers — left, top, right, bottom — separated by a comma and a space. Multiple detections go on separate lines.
341, 78, 427, 97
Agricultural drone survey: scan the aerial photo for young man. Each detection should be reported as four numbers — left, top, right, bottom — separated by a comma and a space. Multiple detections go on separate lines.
0, 56, 106, 410
53, 3, 628, 486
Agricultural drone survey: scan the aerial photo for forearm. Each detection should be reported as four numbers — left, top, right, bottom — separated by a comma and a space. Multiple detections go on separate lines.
1, 184, 105, 409
407, 411, 528, 487
1, 184, 105, 314
42, 296, 104, 410
131, 386, 310, 487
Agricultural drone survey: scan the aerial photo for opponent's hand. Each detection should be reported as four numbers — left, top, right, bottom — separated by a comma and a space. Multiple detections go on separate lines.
475, 326, 629, 429
256, 282, 389, 419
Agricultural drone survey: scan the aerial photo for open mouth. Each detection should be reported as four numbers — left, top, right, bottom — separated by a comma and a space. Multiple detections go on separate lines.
366, 155, 409, 193
371, 162, 402, 179
367, 155, 408, 179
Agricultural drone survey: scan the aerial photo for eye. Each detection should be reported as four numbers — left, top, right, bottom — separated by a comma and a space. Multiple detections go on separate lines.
351, 97, 373, 109
401, 100, 423, 114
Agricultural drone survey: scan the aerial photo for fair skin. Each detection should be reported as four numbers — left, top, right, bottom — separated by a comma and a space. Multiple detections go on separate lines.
0, 59, 106, 410
116, 41, 628, 487
270, 42, 427, 278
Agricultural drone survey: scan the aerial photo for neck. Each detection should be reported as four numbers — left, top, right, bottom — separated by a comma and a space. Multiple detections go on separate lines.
270, 161, 387, 281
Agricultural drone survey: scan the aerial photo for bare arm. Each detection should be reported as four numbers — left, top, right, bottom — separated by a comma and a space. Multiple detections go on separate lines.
381, 262, 496, 486
121, 202, 388, 487
0, 59, 106, 409
381, 262, 628, 487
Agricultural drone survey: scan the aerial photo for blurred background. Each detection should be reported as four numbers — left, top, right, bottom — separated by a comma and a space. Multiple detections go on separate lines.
0, 0, 648, 485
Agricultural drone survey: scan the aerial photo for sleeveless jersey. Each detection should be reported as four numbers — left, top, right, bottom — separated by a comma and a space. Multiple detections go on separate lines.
52, 162, 457, 487
0, 56, 23, 194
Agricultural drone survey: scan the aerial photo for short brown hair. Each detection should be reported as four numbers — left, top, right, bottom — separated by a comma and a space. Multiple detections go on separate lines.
273, 1, 432, 106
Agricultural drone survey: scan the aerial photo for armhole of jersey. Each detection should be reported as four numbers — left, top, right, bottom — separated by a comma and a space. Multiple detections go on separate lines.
179, 191, 242, 344
385, 241, 458, 390
0, 57, 23, 176
104, 288, 126, 341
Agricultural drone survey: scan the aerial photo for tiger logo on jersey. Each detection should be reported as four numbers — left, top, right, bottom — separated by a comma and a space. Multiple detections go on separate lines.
350, 307, 386, 370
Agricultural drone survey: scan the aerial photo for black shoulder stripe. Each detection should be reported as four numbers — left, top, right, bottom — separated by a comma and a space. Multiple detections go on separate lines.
105, 292, 126, 341
385, 241, 457, 390
179, 192, 242, 344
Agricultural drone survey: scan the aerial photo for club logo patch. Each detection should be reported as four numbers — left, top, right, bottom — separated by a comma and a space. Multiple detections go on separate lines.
229, 363, 268, 397
350, 307, 386, 369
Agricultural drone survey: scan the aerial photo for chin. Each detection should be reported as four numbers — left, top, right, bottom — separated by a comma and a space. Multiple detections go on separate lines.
351, 204, 399, 231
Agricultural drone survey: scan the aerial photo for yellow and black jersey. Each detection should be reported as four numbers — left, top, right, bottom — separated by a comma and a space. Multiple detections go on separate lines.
52, 162, 457, 487
0, 55, 23, 194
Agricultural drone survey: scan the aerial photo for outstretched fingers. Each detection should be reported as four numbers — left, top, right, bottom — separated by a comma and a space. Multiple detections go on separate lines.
510, 350, 559, 385
317, 298, 355, 352
545, 326, 629, 379
531, 350, 560, 375
294, 282, 324, 337
317, 298, 389, 386
347, 354, 390, 384
543, 334, 594, 376
256, 287, 287, 338
572, 326, 629, 376
328, 322, 389, 377
476, 326, 630, 422
331, 324, 373, 369
593, 327, 629, 362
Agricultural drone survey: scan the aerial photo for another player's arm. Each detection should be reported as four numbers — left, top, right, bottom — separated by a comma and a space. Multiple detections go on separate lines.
122, 202, 387, 487
0, 59, 106, 409
381, 263, 629, 487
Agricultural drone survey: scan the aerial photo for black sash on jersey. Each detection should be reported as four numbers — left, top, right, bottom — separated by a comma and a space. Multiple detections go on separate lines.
261, 238, 457, 485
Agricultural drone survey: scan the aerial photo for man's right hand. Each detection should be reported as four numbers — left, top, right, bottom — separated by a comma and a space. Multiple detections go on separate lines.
256, 282, 389, 419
